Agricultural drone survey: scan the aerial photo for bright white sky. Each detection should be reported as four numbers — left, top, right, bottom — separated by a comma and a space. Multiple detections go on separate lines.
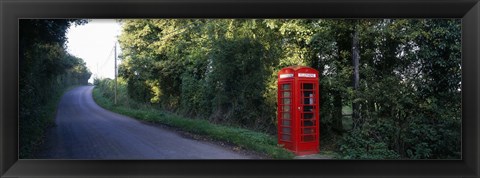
66, 19, 122, 83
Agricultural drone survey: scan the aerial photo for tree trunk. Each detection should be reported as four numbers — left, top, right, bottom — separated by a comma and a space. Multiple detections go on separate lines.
352, 22, 362, 129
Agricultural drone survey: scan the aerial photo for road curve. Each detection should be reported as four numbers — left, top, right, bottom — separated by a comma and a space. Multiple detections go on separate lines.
38, 86, 253, 159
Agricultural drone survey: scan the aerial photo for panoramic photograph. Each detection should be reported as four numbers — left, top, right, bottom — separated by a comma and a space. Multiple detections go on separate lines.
19, 19, 461, 159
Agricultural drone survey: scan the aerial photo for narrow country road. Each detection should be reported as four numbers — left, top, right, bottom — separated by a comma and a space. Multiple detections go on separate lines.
37, 86, 253, 159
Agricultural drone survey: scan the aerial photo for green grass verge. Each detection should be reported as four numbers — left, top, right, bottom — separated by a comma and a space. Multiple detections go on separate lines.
92, 87, 295, 159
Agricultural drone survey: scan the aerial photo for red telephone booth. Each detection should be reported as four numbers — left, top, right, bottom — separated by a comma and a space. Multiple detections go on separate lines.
277, 66, 319, 155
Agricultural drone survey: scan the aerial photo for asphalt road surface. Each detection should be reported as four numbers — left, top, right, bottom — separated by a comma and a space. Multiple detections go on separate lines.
37, 86, 253, 159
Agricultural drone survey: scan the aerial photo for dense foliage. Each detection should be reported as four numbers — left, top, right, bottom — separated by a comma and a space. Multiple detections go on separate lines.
19, 19, 91, 158
114, 19, 460, 159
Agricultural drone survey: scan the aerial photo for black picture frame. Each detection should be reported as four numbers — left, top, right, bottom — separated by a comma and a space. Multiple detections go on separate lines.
1, 0, 479, 177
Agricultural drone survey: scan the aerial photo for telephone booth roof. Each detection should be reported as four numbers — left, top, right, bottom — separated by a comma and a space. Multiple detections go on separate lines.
278, 66, 319, 79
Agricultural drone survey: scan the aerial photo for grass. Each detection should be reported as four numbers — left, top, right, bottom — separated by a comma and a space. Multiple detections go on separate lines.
92, 87, 295, 159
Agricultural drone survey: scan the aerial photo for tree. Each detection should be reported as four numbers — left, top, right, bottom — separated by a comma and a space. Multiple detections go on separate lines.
19, 19, 91, 158
336, 19, 461, 159
351, 21, 362, 128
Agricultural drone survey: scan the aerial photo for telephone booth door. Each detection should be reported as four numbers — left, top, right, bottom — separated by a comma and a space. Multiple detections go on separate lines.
297, 81, 319, 154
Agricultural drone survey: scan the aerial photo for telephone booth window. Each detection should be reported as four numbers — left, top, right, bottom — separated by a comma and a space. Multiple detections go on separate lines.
282, 127, 291, 133
302, 135, 316, 142
303, 83, 314, 90
279, 83, 292, 142
303, 128, 315, 134
303, 106, 314, 112
282, 112, 291, 126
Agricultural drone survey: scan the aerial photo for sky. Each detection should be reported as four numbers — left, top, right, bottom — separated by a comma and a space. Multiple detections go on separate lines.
66, 19, 122, 83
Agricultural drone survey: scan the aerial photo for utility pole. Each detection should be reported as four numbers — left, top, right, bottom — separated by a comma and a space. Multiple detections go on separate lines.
114, 43, 117, 105
96, 62, 99, 80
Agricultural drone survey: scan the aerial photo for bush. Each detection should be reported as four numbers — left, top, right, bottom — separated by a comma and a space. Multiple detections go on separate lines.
339, 130, 400, 159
